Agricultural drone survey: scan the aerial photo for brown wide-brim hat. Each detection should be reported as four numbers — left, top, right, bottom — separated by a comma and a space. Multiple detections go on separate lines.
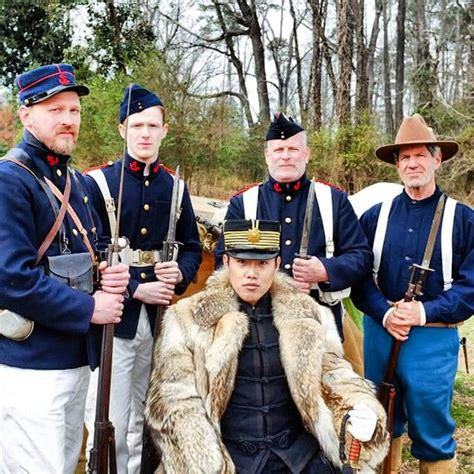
375, 114, 459, 164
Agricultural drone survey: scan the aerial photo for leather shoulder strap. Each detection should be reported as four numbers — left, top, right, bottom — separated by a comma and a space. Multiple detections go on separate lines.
3, 149, 61, 217
46, 177, 96, 261
36, 172, 71, 264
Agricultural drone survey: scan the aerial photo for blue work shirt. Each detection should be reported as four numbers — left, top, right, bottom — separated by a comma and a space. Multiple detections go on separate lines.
352, 187, 474, 324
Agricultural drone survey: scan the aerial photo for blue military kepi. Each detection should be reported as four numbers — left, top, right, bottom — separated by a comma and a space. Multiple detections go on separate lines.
119, 84, 164, 123
266, 112, 305, 141
16, 63, 89, 106
224, 219, 281, 260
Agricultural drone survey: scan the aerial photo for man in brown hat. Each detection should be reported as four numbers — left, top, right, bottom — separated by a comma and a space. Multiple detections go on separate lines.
352, 114, 474, 473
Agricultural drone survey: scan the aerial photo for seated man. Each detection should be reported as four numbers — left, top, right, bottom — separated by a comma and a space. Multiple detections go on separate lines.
145, 220, 389, 473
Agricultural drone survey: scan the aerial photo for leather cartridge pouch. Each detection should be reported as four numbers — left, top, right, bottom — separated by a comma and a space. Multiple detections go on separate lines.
44, 252, 94, 294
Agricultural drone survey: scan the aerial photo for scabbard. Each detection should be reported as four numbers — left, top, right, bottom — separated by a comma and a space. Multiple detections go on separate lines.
460, 337, 469, 374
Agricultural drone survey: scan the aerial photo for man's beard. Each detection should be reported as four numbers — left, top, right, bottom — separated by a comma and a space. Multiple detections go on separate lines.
40, 129, 78, 155
48, 136, 77, 155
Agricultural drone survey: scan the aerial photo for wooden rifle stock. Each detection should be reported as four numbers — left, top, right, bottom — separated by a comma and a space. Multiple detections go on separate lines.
87, 248, 118, 474
377, 266, 427, 474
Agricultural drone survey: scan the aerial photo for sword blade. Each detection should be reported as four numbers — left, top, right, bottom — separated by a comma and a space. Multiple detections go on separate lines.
166, 165, 181, 242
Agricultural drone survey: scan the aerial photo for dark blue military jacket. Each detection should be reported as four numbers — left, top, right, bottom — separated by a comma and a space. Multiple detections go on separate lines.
352, 188, 474, 323
216, 175, 372, 336
0, 131, 103, 370
84, 154, 202, 339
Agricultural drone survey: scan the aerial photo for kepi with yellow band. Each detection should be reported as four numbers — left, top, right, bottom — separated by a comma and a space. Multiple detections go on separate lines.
223, 219, 280, 260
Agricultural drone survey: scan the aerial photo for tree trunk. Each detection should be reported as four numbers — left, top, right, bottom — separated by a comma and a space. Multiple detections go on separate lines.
414, 0, 436, 110
237, 0, 271, 123
394, 0, 405, 127
382, 0, 394, 137
105, 0, 127, 74
467, 0, 474, 106
367, 0, 383, 109
354, 0, 369, 121
308, 0, 326, 129
289, 0, 305, 120
212, 0, 254, 128
336, 0, 355, 126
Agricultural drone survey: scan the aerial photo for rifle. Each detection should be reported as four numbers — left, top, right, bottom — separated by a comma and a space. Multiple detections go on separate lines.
88, 85, 133, 474
140, 166, 182, 474
377, 194, 445, 474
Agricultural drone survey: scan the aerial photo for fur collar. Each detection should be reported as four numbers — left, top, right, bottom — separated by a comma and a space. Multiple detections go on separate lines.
191, 268, 323, 328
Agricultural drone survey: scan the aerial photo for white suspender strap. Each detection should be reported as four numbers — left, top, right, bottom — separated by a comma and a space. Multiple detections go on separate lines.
373, 196, 396, 283
313, 182, 334, 258
441, 197, 457, 291
87, 169, 117, 235
242, 185, 259, 220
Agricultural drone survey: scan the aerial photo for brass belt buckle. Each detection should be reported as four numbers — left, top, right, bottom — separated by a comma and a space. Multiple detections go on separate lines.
139, 250, 154, 265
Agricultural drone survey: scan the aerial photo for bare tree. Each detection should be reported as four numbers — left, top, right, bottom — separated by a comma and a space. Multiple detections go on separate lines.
394, 0, 405, 126
367, 0, 383, 109
289, 0, 306, 118
354, 0, 369, 120
234, 0, 271, 122
413, 0, 436, 109
382, 0, 394, 137
335, 0, 355, 126
307, 0, 328, 129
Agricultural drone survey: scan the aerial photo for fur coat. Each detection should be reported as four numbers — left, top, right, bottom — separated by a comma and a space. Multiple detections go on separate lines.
145, 269, 389, 473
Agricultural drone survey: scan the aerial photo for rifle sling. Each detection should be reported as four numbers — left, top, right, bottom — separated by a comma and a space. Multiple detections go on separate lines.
421, 193, 446, 267
383, 193, 447, 386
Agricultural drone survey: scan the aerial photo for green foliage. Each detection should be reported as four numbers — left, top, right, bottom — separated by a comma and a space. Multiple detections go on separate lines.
65, 2, 155, 77
309, 118, 399, 192
0, 142, 8, 156
437, 125, 474, 204
0, 1, 74, 86
73, 54, 265, 190
73, 74, 127, 170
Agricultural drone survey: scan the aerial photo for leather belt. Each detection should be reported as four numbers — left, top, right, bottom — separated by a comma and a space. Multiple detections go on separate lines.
424, 322, 462, 328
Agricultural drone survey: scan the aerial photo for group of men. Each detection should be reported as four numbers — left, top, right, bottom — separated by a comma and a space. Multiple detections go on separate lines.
0, 62, 472, 474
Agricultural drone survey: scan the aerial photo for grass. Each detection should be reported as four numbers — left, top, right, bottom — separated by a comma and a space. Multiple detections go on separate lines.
399, 317, 474, 473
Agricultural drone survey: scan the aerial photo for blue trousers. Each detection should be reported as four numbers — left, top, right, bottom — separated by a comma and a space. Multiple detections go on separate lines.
364, 316, 459, 461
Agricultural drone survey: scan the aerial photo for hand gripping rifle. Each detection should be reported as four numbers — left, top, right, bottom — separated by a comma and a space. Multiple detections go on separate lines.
140, 166, 182, 474
87, 85, 133, 474
378, 194, 446, 474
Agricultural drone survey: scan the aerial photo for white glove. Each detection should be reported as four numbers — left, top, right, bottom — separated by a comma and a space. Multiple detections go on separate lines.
347, 402, 377, 442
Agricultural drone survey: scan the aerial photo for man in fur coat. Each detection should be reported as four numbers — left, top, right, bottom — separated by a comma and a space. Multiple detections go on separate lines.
146, 220, 389, 473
